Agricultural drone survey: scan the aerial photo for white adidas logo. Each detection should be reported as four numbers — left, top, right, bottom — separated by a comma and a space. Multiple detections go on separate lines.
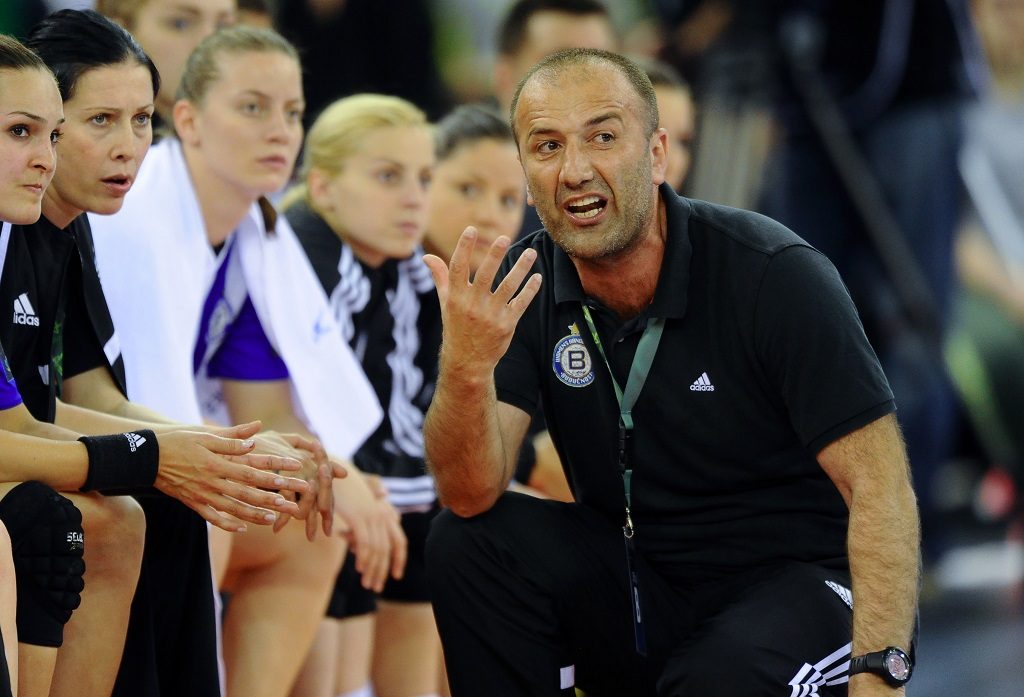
689, 372, 715, 392
124, 432, 147, 452
13, 293, 39, 327
825, 580, 853, 609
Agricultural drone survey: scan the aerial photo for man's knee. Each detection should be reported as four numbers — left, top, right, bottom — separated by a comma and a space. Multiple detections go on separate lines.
425, 496, 517, 576
0, 482, 86, 647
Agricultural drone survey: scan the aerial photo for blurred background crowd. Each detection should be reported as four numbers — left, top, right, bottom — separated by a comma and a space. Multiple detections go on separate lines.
3, 0, 1023, 694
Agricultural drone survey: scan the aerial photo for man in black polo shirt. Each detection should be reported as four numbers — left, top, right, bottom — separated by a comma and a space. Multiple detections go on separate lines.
422, 48, 919, 696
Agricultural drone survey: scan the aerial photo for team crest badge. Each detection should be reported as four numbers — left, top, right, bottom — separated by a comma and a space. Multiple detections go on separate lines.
552, 323, 594, 387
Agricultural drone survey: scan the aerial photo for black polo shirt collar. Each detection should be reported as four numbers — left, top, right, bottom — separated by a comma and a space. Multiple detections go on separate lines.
550, 182, 692, 320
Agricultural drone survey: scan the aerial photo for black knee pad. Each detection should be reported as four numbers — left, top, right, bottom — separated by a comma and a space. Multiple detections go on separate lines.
0, 481, 85, 647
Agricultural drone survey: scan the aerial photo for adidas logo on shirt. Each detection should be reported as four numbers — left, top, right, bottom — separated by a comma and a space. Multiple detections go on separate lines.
124, 432, 147, 452
689, 372, 715, 392
13, 293, 39, 326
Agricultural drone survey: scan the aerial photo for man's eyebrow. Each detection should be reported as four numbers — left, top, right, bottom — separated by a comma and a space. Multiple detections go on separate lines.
526, 111, 624, 139
585, 112, 623, 128
526, 125, 560, 140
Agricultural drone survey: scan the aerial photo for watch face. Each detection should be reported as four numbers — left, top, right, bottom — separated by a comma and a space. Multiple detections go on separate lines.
884, 651, 911, 681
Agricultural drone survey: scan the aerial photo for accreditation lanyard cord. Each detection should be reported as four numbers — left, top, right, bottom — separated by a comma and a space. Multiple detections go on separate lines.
579, 305, 665, 537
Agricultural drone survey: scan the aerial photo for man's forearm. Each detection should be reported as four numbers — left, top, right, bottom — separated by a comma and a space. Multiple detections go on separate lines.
424, 362, 516, 517
847, 472, 919, 692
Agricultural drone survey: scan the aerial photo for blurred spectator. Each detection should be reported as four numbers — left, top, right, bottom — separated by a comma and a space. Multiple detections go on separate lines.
492, 0, 617, 116
636, 56, 696, 191
238, 0, 273, 28
946, 0, 1024, 509
491, 0, 617, 241
275, 0, 453, 122
97, 0, 237, 125
656, 2, 980, 561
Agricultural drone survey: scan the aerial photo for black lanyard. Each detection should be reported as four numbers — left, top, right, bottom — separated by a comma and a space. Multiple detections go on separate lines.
581, 304, 664, 656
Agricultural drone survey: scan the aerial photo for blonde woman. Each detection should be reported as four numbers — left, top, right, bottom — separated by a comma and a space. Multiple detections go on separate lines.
282, 94, 441, 697
89, 27, 404, 697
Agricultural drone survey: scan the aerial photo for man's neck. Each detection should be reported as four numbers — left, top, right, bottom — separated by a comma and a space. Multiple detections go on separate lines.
572, 198, 667, 320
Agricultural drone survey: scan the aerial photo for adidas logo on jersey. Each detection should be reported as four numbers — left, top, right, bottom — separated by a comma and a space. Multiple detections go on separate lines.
124, 432, 147, 452
12, 293, 39, 326
689, 372, 715, 392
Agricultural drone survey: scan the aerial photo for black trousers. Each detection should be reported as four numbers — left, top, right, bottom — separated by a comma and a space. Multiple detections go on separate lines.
427, 493, 855, 697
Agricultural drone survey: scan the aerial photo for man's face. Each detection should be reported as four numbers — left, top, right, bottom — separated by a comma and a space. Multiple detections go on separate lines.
495, 11, 616, 112
513, 61, 666, 261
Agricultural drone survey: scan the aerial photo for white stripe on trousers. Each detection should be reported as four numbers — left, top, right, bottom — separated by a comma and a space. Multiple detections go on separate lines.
788, 641, 852, 696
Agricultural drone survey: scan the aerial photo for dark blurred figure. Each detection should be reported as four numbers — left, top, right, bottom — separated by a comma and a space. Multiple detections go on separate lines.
0, 0, 48, 37
238, 0, 273, 28
276, 0, 453, 123
636, 56, 696, 191
655, 1, 981, 562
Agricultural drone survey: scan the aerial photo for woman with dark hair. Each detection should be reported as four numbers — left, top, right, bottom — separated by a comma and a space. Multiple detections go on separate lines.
2, 10, 308, 697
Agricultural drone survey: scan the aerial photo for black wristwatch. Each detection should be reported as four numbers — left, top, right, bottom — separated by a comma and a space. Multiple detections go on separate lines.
848, 646, 913, 687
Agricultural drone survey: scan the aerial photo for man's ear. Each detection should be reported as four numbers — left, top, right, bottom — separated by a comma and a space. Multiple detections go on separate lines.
650, 127, 668, 187
173, 100, 200, 147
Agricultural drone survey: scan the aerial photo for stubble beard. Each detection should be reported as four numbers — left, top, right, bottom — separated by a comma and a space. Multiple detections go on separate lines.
536, 164, 654, 263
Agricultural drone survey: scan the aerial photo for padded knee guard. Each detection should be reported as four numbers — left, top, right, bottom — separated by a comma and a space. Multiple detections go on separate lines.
0, 481, 85, 647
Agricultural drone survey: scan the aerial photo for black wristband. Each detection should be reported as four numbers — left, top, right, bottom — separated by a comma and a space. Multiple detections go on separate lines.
78, 430, 160, 494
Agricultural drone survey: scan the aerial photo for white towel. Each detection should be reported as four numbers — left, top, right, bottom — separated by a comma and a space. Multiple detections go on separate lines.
90, 139, 381, 456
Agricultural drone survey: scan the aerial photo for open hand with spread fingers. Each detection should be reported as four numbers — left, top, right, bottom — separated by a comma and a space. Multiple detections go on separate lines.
422, 226, 542, 372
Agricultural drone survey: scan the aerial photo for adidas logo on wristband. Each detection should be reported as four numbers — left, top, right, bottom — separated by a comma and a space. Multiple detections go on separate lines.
124, 432, 147, 452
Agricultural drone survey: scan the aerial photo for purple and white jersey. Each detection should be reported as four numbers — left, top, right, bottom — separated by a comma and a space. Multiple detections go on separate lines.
193, 239, 288, 382
0, 341, 22, 410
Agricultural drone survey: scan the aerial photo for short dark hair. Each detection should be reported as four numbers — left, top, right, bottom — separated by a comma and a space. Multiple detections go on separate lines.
435, 103, 513, 161
497, 0, 610, 57
510, 48, 659, 141
0, 34, 48, 72
25, 9, 160, 102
